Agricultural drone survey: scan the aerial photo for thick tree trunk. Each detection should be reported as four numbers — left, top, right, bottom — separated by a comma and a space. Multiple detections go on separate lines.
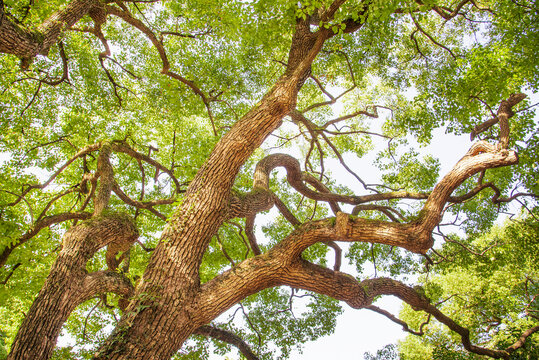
7, 214, 137, 360
93, 24, 330, 359
93, 78, 300, 359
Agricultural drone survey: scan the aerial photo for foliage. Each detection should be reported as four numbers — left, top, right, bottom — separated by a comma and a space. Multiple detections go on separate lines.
0, 0, 538, 359
398, 216, 539, 359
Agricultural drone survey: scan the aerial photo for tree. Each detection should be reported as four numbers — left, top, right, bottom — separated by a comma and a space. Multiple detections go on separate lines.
0, 0, 537, 359
397, 216, 539, 360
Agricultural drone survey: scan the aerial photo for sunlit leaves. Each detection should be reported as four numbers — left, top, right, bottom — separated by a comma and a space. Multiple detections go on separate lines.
0, 0, 538, 358
399, 218, 539, 358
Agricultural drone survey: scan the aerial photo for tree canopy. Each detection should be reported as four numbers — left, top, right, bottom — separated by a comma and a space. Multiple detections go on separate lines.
0, 0, 538, 359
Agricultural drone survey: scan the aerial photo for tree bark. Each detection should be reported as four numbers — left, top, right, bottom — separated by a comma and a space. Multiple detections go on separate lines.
4, 1, 530, 358
7, 214, 138, 360
0, 0, 102, 61
92, 21, 331, 360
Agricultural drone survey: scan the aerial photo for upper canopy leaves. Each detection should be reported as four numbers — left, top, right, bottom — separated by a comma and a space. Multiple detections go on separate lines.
0, 0, 537, 359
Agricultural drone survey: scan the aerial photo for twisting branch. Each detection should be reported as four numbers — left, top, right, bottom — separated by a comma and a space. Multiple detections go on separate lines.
111, 141, 184, 193
104, 4, 220, 135
194, 325, 260, 360
470, 93, 527, 144
0, 139, 183, 268
415, 0, 473, 20
409, 12, 457, 60
367, 305, 431, 336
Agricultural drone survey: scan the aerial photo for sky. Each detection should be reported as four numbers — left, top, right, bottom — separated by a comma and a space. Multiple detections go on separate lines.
291, 127, 472, 359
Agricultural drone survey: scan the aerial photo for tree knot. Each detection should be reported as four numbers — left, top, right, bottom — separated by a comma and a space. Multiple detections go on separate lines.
335, 212, 350, 239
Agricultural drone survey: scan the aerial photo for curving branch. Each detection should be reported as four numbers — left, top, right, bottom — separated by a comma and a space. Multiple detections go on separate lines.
0, 212, 92, 269
409, 13, 457, 59
352, 204, 405, 223
194, 325, 260, 360
104, 4, 220, 134
111, 141, 184, 193
0, 262, 21, 285
231, 138, 518, 229
13, 40, 70, 109
199, 252, 537, 360
112, 181, 172, 221
415, 0, 473, 20
4, 142, 102, 207
471, 93, 527, 148
0, 0, 104, 63
367, 304, 431, 336
8, 213, 138, 360
244, 214, 262, 256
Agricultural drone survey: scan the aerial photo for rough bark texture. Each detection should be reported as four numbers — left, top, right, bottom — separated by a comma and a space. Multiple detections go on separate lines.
7, 213, 138, 360
0, 0, 102, 61
1, 1, 534, 359
92, 17, 332, 360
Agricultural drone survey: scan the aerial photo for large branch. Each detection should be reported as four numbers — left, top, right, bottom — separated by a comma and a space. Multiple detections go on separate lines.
8, 213, 138, 360
0, 0, 103, 60
229, 139, 517, 253
470, 93, 527, 148
80, 270, 135, 302
199, 252, 537, 360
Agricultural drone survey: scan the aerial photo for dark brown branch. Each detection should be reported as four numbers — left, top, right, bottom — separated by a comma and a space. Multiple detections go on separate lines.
216, 234, 236, 266
0, 212, 92, 269
245, 214, 261, 255
20, 80, 41, 116
0, 262, 21, 285
194, 326, 260, 360
326, 241, 342, 271
443, 235, 499, 256
111, 141, 183, 193
273, 194, 301, 226
410, 13, 457, 59
352, 204, 404, 223
0, 0, 103, 60
36, 187, 79, 222
4, 142, 102, 207
321, 107, 379, 128
0, 189, 35, 221
105, 4, 218, 134
367, 305, 430, 336
160, 28, 212, 39
415, 0, 473, 20
112, 184, 170, 220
